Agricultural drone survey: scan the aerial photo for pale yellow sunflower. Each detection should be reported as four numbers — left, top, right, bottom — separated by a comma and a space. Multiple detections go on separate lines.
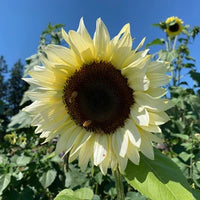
23, 18, 172, 175
165, 16, 183, 37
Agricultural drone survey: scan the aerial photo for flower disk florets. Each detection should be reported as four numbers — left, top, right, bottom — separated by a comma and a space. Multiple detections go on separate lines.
63, 61, 134, 134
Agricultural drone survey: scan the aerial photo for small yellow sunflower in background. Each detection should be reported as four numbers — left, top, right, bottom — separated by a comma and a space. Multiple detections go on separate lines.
165, 16, 183, 37
23, 18, 172, 175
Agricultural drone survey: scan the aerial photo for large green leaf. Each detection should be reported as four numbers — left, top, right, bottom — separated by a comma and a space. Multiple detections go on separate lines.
39, 169, 57, 188
0, 174, 11, 195
54, 188, 93, 200
124, 149, 198, 200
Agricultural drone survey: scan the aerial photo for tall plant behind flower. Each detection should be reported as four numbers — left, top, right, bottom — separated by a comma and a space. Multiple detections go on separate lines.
147, 16, 200, 191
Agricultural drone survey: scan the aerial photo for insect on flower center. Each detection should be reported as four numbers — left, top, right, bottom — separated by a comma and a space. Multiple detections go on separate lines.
63, 61, 134, 134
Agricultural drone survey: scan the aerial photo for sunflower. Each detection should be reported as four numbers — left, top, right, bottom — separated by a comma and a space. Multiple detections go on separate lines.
165, 16, 183, 37
23, 18, 172, 175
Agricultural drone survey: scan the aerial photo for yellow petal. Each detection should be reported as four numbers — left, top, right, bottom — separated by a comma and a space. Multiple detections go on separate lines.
77, 17, 94, 53
55, 124, 78, 154
140, 124, 162, 133
93, 134, 108, 165
149, 111, 170, 125
93, 18, 110, 59
147, 61, 168, 73
70, 131, 91, 157
79, 135, 95, 171
123, 49, 149, 68
117, 156, 128, 173
124, 119, 141, 147
140, 130, 154, 160
145, 87, 167, 98
45, 44, 81, 69
126, 142, 140, 165
99, 136, 112, 175
134, 92, 174, 111
148, 73, 171, 87
111, 33, 132, 69
68, 30, 94, 63
61, 28, 70, 44
116, 130, 128, 157
131, 104, 149, 126
112, 23, 130, 46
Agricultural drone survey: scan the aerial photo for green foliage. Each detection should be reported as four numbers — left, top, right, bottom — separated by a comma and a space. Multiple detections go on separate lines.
145, 38, 165, 48
54, 188, 94, 200
39, 169, 57, 188
124, 149, 197, 200
0, 129, 133, 200
0, 130, 65, 199
0, 174, 11, 195
150, 21, 200, 197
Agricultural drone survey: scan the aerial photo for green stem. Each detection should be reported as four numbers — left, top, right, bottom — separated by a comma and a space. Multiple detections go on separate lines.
114, 168, 125, 200
172, 36, 178, 50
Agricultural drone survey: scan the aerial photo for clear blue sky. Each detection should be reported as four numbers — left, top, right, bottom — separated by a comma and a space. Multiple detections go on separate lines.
0, 0, 200, 73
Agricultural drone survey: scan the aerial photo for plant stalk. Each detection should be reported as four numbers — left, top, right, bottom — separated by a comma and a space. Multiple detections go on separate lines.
114, 168, 125, 200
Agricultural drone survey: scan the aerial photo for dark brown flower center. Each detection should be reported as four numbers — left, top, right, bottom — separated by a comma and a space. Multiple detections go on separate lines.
169, 23, 179, 32
63, 61, 134, 134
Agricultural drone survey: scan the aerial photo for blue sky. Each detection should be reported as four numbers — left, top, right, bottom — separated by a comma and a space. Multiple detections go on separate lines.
0, 0, 200, 73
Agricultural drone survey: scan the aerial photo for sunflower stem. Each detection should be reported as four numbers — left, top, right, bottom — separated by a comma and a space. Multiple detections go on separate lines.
114, 168, 125, 200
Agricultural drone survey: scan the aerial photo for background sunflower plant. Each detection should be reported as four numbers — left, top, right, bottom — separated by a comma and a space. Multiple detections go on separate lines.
0, 17, 200, 200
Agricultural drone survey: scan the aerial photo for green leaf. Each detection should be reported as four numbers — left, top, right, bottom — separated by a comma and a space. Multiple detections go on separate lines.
152, 22, 166, 29
54, 189, 75, 200
124, 149, 196, 200
196, 161, 200, 171
179, 152, 193, 162
193, 162, 200, 187
13, 171, 23, 181
146, 38, 165, 48
172, 133, 189, 140
39, 169, 57, 188
183, 63, 195, 69
92, 195, 100, 200
189, 70, 200, 86
54, 188, 93, 200
185, 56, 196, 62
158, 49, 178, 62
181, 143, 193, 151
74, 188, 94, 199
19, 186, 34, 200
0, 174, 11, 195
8, 111, 32, 131
65, 172, 72, 188
16, 155, 31, 166
0, 154, 8, 166
94, 172, 103, 184
67, 164, 88, 188
125, 191, 147, 200
175, 120, 185, 133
